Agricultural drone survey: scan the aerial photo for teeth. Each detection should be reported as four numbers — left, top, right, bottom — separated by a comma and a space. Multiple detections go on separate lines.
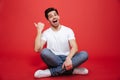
53, 20, 57, 23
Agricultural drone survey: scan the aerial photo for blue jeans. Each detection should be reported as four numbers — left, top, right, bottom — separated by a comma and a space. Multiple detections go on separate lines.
40, 48, 88, 76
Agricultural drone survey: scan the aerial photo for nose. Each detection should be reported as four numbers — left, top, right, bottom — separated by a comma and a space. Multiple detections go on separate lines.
53, 16, 56, 19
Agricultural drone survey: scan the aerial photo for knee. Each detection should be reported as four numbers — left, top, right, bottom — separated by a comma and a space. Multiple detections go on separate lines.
79, 51, 88, 60
41, 48, 50, 58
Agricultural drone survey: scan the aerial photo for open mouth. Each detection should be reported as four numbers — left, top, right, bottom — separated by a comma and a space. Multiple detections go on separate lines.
53, 19, 58, 23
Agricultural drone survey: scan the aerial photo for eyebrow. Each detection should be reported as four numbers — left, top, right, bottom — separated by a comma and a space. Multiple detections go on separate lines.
48, 12, 57, 17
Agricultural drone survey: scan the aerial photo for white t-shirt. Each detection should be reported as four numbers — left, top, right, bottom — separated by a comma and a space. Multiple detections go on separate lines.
41, 25, 75, 56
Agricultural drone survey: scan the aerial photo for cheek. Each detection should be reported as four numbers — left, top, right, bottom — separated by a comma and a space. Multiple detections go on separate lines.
58, 16, 60, 19
49, 20, 53, 24
48, 19, 52, 23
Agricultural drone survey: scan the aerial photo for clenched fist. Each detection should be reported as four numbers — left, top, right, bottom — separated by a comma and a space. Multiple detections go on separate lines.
34, 22, 45, 32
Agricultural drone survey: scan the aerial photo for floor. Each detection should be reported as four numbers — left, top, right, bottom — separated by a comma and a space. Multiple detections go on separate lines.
0, 53, 120, 80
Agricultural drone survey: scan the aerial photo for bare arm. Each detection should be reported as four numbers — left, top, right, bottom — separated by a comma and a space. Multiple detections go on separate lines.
62, 39, 78, 70
34, 22, 46, 52
67, 39, 78, 59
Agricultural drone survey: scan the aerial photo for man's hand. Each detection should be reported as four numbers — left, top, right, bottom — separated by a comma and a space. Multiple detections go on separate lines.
34, 22, 45, 32
34, 22, 45, 52
62, 57, 73, 70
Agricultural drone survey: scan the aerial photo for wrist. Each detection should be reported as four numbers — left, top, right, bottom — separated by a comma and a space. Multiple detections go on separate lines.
37, 29, 42, 34
66, 56, 72, 60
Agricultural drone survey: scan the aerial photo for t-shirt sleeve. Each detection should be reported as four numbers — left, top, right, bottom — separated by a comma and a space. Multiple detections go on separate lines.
68, 29, 75, 40
41, 31, 47, 41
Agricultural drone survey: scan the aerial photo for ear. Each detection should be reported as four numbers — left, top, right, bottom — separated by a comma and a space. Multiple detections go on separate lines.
58, 16, 60, 19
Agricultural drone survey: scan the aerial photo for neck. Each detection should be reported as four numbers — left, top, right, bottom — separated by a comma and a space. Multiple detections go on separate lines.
51, 25, 61, 31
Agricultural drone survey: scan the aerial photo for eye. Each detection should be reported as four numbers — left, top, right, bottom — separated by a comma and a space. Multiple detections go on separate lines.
54, 13, 57, 16
48, 15, 53, 18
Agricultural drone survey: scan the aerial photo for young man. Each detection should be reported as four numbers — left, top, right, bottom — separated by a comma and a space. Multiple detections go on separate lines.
34, 7, 88, 78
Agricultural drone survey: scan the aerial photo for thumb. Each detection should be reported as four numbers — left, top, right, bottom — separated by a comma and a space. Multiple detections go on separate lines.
62, 63, 65, 69
34, 22, 37, 27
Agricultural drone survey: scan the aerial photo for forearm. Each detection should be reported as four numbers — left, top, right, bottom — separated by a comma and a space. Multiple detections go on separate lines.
34, 22, 45, 52
67, 47, 78, 59
34, 30, 42, 52
62, 47, 78, 70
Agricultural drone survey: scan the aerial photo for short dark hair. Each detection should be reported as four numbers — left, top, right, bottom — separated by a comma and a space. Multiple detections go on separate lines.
44, 7, 59, 20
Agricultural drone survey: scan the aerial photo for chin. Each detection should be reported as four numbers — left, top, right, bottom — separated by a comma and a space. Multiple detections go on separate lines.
52, 24, 59, 28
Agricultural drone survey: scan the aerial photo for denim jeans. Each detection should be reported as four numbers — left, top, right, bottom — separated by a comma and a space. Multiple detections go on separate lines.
40, 48, 88, 76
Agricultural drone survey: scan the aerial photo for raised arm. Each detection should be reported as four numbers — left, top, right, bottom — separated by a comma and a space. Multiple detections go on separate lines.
34, 22, 46, 52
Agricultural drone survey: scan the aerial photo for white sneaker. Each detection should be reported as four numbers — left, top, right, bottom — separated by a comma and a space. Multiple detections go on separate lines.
73, 67, 88, 75
34, 69, 51, 78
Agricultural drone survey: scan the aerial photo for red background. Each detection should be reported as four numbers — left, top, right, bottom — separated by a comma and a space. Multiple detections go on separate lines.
0, 0, 120, 80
